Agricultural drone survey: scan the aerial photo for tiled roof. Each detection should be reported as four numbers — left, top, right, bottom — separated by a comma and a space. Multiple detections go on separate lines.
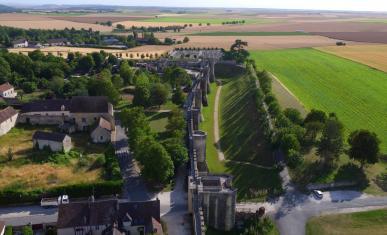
32, 131, 68, 142
0, 82, 13, 93
0, 106, 18, 123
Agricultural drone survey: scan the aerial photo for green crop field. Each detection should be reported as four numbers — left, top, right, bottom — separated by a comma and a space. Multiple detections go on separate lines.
306, 209, 387, 235
191, 31, 308, 36
251, 48, 387, 153
141, 17, 275, 24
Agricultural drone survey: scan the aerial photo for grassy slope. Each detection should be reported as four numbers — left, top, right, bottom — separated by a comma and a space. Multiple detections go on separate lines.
250, 48, 387, 153
306, 209, 387, 235
192, 32, 308, 36
146, 112, 170, 133
201, 74, 282, 201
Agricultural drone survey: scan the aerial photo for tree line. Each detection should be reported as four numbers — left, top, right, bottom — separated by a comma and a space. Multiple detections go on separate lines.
247, 60, 381, 176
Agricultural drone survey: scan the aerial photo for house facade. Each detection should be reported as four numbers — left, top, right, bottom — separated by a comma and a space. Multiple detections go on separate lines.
33, 131, 72, 152
0, 83, 17, 98
0, 106, 18, 136
18, 96, 114, 132
12, 39, 28, 48
91, 117, 116, 143
57, 199, 162, 235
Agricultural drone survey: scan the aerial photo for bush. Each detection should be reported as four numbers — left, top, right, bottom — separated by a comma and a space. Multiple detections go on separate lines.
287, 149, 304, 168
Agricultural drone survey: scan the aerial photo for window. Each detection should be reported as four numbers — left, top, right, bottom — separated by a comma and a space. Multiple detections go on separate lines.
75, 228, 84, 235
100, 136, 103, 140
82, 118, 86, 123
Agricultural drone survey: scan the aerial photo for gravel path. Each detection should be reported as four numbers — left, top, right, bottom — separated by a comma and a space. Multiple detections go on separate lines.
214, 85, 225, 161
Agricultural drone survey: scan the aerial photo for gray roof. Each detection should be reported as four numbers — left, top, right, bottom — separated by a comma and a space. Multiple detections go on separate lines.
32, 131, 68, 142
0, 106, 18, 123
12, 38, 27, 44
57, 199, 161, 233
21, 96, 110, 114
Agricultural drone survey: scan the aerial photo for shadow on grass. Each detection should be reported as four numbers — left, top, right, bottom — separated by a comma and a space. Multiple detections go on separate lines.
219, 74, 274, 166
335, 163, 369, 190
226, 161, 283, 202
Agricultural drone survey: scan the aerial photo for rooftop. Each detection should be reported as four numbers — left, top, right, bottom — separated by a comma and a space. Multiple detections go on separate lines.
0, 82, 14, 93
0, 106, 18, 123
32, 131, 68, 142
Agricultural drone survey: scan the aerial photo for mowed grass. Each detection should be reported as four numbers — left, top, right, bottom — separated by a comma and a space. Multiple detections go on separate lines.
201, 75, 282, 201
251, 48, 387, 153
192, 31, 308, 36
145, 111, 170, 133
142, 17, 275, 24
306, 209, 387, 235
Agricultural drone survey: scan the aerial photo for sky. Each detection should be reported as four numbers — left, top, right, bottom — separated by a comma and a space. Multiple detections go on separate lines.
2, 0, 387, 12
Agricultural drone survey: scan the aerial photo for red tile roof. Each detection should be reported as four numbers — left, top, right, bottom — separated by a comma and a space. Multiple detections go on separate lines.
0, 83, 13, 93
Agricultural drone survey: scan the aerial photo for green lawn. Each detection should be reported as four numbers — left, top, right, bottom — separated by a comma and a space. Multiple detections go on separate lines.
306, 209, 387, 235
250, 48, 387, 153
145, 111, 170, 133
141, 17, 276, 24
192, 31, 308, 36
201, 75, 282, 202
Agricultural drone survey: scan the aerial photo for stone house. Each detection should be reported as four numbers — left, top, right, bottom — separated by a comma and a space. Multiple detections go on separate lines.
91, 117, 116, 143
44, 38, 69, 47
0, 221, 5, 235
18, 96, 114, 132
57, 199, 163, 235
12, 38, 28, 48
33, 131, 72, 153
0, 106, 18, 136
0, 83, 17, 98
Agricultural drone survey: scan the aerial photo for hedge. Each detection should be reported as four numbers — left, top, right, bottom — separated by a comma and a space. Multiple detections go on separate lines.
0, 180, 123, 205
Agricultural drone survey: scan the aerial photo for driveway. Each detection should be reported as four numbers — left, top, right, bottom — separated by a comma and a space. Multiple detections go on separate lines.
237, 166, 387, 235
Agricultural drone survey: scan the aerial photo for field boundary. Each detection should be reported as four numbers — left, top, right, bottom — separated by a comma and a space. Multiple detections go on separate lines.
214, 85, 225, 162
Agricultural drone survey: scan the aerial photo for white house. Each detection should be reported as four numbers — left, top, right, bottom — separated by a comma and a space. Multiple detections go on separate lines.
91, 117, 115, 143
12, 38, 28, 48
33, 131, 72, 153
0, 106, 18, 136
0, 83, 17, 98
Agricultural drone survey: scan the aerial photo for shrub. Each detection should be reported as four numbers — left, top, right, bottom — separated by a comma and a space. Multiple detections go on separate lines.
287, 149, 303, 168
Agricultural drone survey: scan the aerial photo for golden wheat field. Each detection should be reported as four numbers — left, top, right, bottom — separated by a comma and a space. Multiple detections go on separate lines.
317, 44, 387, 72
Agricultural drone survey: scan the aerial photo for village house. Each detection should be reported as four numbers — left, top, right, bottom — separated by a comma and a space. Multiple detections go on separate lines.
44, 38, 70, 47
18, 96, 114, 132
0, 106, 18, 136
33, 131, 72, 153
0, 221, 5, 235
0, 83, 17, 98
91, 117, 116, 143
57, 199, 163, 235
12, 38, 28, 48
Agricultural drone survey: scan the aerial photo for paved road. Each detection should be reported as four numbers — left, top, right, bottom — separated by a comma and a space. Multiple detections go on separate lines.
0, 205, 57, 226
237, 167, 387, 235
114, 119, 154, 201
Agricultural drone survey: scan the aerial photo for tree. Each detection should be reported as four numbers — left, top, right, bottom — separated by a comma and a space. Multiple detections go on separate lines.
279, 133, 300, 155
162, 138, 188, 168
133, 82, 151, 107
119, 60, 134, 85
88, 77, 120, 104
48, 76, 64, 96
120, 107, 152, 151
166, 108, 186, 138
164, 37, 174, 45
116, 24, 125, 30
136, 139, 174, 184
284, 108, 303, 125
0, 57, 11, 83
111, 74, 123, 89
348, 130, 380, 168
183, 36, 190, 43
22, 225, 33, 235
317, 115, 344, 166
91, 52, 105, 70
163, 66, 191, 89
223, 39, 250, 64
304, 109, 327, 124
77, 55, 95, 73
28, 50, 45, 61
242, 217, 275, 235
172, 88, 185, 105
150, 83, 169, 107
21, 81, 37, 93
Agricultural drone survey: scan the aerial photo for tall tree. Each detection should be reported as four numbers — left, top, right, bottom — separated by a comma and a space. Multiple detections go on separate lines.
150, 83, 169, 108
119, 60, 134, 85
317, 115, 344, 166
348, 130, 380, 168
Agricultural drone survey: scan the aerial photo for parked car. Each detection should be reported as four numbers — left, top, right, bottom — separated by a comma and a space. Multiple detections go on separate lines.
312, 190, 323, 199
41, 195, 69, 208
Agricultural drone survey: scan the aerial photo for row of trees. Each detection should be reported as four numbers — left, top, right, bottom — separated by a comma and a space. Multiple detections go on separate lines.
248, 61, 381, 170
120, 107, 188, 184
222, 20, 246, 25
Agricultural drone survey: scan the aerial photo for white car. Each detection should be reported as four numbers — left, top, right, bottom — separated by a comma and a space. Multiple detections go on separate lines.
312, 190, 323, 199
